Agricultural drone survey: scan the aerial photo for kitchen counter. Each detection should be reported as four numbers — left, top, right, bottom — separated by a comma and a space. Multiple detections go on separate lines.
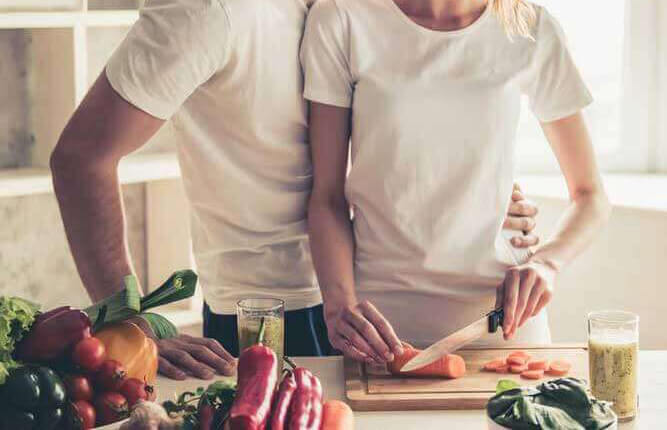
153, 351, 666, 429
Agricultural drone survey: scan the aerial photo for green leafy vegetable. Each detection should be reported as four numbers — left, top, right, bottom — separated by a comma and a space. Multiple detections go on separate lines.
496, 379, 521, 394
487, 378, 617, 430
141, 270, 197, 311
84, 275, 141, 329
163, 379, 236, 429
0, 297, 39, 383
139, 312, 178, 339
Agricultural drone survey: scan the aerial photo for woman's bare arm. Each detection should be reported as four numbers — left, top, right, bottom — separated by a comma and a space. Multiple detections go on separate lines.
308, 102, 403, 364
501, 112, 611, 338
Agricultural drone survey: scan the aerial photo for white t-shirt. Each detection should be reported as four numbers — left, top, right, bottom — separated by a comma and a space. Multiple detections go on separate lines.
107, 0, 322, 314
301, 0, 592, 345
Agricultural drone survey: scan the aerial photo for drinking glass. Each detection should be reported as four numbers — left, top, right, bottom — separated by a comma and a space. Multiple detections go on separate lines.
588, 310, 639, 421
237, 298, 285, 371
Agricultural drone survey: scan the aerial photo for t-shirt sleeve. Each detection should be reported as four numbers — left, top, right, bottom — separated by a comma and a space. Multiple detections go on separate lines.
300, 0, 354, 108
520, 7, 592, 123
105, 0, 231, 120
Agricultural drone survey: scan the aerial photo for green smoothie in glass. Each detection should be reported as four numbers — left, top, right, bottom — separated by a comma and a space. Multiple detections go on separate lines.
237, 298, 285, 372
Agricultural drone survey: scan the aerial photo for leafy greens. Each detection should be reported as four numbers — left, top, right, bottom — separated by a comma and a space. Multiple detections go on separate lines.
488, 378, 617, 430
0, 296, 39, 383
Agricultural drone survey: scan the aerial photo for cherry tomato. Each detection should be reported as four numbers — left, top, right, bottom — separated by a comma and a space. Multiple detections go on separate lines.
71, 400, 96, 429
93, 392, 129, 426
64, 374, 94, 402
95, 360, 127, 392
119, 378, 154, 407
71, 337, 106, 373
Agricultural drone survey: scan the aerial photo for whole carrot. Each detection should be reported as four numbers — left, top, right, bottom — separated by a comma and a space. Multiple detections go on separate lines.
321, 400, 354, 430
388, 347, 466, 378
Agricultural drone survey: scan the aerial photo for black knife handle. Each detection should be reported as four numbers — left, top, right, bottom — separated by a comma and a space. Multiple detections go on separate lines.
487, 308, 504, 333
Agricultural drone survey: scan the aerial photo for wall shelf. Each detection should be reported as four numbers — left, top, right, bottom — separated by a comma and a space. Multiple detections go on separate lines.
0, 10, 138, 29
0, 152, 180, 198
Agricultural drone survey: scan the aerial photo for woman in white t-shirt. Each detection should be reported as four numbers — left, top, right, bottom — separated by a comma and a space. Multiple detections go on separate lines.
301, 0, 610, 364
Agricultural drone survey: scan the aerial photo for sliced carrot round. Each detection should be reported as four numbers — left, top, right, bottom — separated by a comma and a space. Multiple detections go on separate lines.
520, 369, 544, 380
546, 360, 571, 376
483, 359, 506, 371
510, 364, 528, 374
508, 351, 531, 361
507, 355, 527, 366
495, 364, 510, 374
527, 359, 548, 371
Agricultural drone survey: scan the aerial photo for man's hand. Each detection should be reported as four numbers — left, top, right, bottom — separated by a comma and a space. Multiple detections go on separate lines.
156, 334, 237, 380
324, 298, 403, 365
131, 317, 236, 380
504, 183, 539, 248
498, 261, 557, 340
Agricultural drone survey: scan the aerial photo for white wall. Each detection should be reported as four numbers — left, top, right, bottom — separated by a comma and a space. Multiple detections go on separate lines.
528, 196, 665, 350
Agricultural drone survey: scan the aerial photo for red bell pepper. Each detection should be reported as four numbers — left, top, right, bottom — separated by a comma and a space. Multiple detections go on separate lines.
288, 368, 314, 430
270, 371, 298, 430
307, 373, 323, 430
15, 308, 91, 362
229, 345, 278, 430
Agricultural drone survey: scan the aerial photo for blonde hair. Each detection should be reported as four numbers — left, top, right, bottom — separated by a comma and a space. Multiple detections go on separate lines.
492, 0, 537, 40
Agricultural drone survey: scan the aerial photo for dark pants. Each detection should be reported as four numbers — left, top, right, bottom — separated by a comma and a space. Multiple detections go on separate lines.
203, 303, 335, 357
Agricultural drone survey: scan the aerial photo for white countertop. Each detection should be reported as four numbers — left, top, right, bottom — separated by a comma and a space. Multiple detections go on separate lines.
151, 351, 666, 429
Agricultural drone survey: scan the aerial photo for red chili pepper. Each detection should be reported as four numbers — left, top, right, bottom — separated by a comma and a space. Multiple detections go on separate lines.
270, 371, 298, 430
198, 397, 215, 430
287, 368, 313, 430
229, 345, 278, 430
307, 374, 323, 430
15, 308, 91, 362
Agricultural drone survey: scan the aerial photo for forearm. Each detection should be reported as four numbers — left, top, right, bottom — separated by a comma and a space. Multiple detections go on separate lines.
52, 153, 134, 302
308, 198, 357, 307
530, 186, 611, 271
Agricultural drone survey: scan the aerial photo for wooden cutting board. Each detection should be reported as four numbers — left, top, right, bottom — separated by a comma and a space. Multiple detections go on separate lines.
345, 343, 589, 411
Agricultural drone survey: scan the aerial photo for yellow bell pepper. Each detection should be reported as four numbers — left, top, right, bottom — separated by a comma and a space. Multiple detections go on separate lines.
96, 321, 159, 384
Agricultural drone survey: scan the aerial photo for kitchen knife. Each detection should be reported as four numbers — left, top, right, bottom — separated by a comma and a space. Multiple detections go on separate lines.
400, 308, 504, 373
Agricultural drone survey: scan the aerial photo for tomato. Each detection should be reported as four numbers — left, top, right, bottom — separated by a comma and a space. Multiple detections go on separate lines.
71, 337, 106, 373
64, 374, 94, 402
119, 378, 154, 407
95, 360, 127, 392
93, 392, 129, 426
71, 400, 96, 429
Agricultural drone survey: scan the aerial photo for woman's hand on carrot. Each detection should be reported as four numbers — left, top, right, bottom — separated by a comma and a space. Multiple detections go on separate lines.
324, 298, 403, 365
504, 183, 540, 248
498, 260, 557, 339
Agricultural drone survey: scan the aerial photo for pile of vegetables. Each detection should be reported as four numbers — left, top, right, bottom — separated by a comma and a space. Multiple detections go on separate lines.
487, 377, 617, 429
0, 270, 198, 429
134, 319, 354, 430
483, 351, 572, 380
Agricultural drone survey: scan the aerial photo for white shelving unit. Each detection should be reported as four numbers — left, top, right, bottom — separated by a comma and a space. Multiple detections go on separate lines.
1, 2, 200, 327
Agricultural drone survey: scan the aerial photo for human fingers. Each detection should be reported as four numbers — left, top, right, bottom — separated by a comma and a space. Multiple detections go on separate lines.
343, 307, 394, 362
503, 215, 536, 232
157, 356, 187, 380
502, 268, 521, 338
358, 300, 404, 357
510, 234, 539, 248
177, 340, 236, 376
511, 269, 538, 337
160, 348, 216, 380
180, 334, 236, 362
331, 334, 370, 363
337, 320, 381, 363
520, 279, 546, 328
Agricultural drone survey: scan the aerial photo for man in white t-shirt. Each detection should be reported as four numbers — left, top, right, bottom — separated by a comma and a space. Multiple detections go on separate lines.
50, 0, 539, 379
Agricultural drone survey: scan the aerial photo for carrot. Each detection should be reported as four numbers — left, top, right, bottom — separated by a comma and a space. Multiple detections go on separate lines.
483, 359, 506, 371
495, 364, 510, 374
527, 359, 548, 371
506, 355, 527, 366
509, 364, 528, 374
547, 359, 571, 376
520, 369, 544, 380
388, 348, 466, 378
321, 400, 354, 430
508, 351, 531, 361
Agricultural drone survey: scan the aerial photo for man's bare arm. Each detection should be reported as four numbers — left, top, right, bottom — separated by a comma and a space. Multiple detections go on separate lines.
51, 72, 235, 379
51, 73, 164, 302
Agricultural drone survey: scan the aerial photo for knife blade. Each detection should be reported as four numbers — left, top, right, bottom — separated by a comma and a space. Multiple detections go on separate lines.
400, 308, 504, 373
